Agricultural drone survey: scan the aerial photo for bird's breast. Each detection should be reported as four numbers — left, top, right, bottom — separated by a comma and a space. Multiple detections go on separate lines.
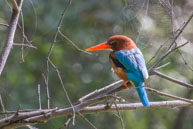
109, 53, 128, 81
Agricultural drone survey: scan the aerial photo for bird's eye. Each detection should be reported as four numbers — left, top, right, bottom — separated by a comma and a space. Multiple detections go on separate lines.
109, 41, 116, 45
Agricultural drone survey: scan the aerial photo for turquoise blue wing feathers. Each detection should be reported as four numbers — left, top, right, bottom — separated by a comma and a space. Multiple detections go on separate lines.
114, 48, 150, 106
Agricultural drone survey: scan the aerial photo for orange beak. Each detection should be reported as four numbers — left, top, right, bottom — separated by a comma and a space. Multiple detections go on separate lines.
85, 42, 111, 51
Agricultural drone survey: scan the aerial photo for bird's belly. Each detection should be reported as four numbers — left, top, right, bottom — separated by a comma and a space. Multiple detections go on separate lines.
114, 67, 128, 81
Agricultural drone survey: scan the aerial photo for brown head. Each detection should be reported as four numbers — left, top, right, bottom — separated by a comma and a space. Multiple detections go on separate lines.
86, 35, 136, 52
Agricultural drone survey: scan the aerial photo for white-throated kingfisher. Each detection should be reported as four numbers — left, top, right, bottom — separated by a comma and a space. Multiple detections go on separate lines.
86, 35, 150, 107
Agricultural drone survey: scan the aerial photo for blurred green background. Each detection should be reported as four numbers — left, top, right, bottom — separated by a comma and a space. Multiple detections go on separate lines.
0, 0, 193, 129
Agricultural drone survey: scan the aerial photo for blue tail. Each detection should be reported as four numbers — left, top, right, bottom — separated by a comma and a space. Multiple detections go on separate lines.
135, 82, 150, 107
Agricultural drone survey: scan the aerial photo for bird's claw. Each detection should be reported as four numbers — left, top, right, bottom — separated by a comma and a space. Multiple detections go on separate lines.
123, 81, 134, 88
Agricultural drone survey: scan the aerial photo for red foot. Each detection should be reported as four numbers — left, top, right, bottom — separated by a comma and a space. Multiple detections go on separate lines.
123, 81, 134, 88
123, 81, 129, 88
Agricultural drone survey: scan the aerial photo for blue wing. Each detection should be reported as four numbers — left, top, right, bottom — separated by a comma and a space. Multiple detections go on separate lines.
114, 48, 149, 83
115, 48, 150, 107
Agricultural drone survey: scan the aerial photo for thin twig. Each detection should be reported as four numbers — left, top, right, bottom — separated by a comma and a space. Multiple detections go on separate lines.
167, 12, 193, 51
42, 74, 50, 109
37, 84, 41, 110
0, 23, 9, 27
45, 0, 74, 124
17, 23, 33, 45
155, 62, 170, 70
60, 115, 73, 128
20, 10, 25, 62
114, 102, 125, 129
147, 37, 171, 64
151, 12, 193, 68
47, 0, 72, 59
78, 112, 97, 129
48, 59, 76, 125
13, 43, 37, 49
153, 70, 193, 88
26, 125, 38, 129
0, 95, 6, 117
151, 41, 189, 69
146, 87, 193, 104
58, 30, 93, 55
177, 49, 193, 71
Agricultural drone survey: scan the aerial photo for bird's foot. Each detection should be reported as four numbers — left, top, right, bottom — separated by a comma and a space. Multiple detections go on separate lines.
123, 81, 134, 88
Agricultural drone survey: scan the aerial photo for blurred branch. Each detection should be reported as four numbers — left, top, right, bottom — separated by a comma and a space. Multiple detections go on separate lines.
58, 30, 93, 55
13, 43, 37, 49
37, 84, 42, 110
152, 70, 193, 88
150, 12, 193, 68
48, 59, 76, 124
19, 10, 25, 62
177, 49, 193, 71
0, 23, 9, 27
147, 38, 171, 64
0, 0, 23, 76
42, 73, 50, 109
146, 87, 193, 104
151, 40, 189, 69
114, 102, 125, 129
77, 112, 97, 129
45, 0, 76, 124
0, 95, 6, 117
155, 62, 170, 70
47, 0, 72, 59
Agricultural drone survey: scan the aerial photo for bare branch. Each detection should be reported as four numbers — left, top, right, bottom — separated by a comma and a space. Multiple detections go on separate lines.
177, 49, 193, 71
37, 84, 41, 110
0, 99, 192, 129
167, 12, 193, 51
19, 10, 25, 62
47, 0, 72, 59
114, 102, 125, 129
155, 62, 170, 70
77, 80, 123, 103
58, 30, 94, 55
78, 112, 97, 129
146, 87, 193, 104
0, 0, 23, 76
13, 43, 37, 49
26, 125, 38, 129
81, 100, 192, 114
48, 59, 76, 125
0, 23, 9, 27
42, 74, 50, 109
0, 95, 6, 117
153, 70, 193, 88
60, 115, 73, 128
147, 36, 171, 64
151, 12, 193, 68
151, 41, 189, 68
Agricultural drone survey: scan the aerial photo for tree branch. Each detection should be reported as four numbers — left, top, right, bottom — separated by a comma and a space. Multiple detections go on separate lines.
0, 100, 192, 129
0, 0, 23, 76
153, 70, 193, 88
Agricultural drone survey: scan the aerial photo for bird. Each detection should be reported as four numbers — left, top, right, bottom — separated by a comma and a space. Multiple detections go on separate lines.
85, 35, 150, 107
